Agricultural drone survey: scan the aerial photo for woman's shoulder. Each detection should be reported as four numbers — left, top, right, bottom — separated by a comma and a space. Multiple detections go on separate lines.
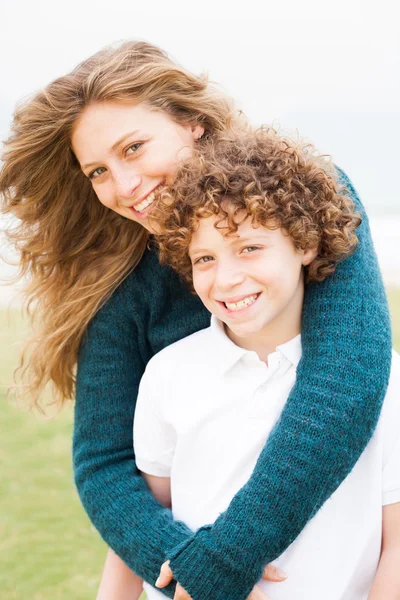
103, 246, 183, 303
124, 244, 184, 290
94, 245, 206, 326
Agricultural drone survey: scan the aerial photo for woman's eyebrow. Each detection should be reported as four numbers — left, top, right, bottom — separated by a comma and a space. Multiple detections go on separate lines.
110, 130, 141, 152
81, 130, 142, 170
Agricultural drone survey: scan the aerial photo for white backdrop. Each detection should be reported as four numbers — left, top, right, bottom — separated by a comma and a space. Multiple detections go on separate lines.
0, 0, 399, 298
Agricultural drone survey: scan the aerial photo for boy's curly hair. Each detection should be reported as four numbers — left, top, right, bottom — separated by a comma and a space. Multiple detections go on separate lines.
154, 128, 361, 286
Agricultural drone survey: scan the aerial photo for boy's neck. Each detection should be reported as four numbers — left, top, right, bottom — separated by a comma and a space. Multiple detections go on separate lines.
225, 322, 301, 365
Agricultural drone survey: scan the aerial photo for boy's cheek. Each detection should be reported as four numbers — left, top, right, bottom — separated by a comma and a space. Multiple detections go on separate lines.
192, 277, 209, 303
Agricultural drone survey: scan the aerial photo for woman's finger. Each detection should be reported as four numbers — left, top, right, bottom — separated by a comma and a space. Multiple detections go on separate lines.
247, 584, 273, 600
155, 560, 174, 588
173, 582, 193, 599
262, 563, 288, 582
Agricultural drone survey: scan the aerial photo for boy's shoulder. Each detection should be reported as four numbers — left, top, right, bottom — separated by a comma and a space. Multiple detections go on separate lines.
379, 349, 400, 435
144, 324, 214, 379
385, 350, 400, 401
391, 349, 400, 368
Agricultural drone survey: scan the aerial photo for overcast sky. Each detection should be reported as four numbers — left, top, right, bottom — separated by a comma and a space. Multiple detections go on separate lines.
1, 0, 399, 214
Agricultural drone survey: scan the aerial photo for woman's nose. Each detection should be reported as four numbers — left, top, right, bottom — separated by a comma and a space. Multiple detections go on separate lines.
115, 171, 142, 200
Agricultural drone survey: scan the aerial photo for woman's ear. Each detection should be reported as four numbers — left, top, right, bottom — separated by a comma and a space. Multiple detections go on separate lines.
191, 125, 205, 140
302, 247, 318, 266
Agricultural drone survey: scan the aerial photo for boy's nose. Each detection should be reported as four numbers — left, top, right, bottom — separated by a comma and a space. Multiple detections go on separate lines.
214, 263, 246, 292
115, 172, 142, 200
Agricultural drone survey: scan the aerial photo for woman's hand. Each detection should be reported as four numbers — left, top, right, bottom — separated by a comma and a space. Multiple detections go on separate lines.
156, 561, 287, 600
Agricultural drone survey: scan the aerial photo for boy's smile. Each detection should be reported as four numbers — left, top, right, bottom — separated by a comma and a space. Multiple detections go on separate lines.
189, 214, 317, 361
219, 292, 261, 312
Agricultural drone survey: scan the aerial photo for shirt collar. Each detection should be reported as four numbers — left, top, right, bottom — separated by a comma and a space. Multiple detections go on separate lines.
276, 334, 302, 368
210, 315, 302, 374
210, 316, 252, 375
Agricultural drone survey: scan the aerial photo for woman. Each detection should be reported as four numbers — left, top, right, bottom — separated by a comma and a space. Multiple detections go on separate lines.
0, 41, 391, 600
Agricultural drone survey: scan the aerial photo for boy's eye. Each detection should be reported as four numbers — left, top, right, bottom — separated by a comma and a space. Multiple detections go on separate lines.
88, 166, 107, 180
126, 142, 143, 155
242, 246, 260, 254
195, 255, 214, 265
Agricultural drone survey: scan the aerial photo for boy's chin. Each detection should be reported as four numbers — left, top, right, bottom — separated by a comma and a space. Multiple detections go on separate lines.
224, 322, 261, 340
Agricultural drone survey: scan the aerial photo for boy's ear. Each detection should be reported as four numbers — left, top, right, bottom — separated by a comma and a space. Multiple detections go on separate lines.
302, 247, 318, 266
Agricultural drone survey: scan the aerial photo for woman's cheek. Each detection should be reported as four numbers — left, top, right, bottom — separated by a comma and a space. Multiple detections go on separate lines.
96, 186, 116, 210
175, 145, 194, 165
165, 160, 184, 185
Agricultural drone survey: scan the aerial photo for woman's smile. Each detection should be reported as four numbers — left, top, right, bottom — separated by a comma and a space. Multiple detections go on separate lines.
128, 182, 165, 219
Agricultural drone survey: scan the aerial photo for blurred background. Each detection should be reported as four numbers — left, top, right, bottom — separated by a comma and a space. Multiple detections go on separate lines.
1, 0, 399, 598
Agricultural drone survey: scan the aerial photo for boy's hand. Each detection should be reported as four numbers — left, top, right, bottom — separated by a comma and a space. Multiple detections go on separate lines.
156, 560, 287, 599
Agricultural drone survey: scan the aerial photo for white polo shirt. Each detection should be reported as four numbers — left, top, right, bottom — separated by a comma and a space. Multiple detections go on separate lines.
134, 316, 400, 600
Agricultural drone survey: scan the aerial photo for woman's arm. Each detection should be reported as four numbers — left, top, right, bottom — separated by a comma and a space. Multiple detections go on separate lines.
73, 272, 194, 599
96, 474, 171, 600
165, 170, 392, 599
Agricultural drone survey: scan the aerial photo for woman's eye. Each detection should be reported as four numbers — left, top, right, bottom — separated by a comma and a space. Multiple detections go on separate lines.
88, 167, 106, 180
126, 142, 143, 155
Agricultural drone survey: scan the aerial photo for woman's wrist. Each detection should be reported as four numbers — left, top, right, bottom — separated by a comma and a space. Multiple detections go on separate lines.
168, 525, 262, 600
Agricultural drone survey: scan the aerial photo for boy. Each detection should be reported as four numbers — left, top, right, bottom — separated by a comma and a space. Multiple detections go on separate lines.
98, 131, 400, 600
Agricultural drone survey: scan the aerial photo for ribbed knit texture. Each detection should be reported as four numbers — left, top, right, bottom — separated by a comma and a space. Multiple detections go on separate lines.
73, 169, 391, 599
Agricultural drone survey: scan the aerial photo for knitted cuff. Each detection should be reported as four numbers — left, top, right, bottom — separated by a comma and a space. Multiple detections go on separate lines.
137, 515, 192, 597
168, 525, 263, 600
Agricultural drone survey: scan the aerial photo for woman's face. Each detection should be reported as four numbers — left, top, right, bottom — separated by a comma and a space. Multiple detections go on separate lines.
71, 101, 204, 232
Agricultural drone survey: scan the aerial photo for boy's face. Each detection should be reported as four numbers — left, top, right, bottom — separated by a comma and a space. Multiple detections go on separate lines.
189, 214, 317, 348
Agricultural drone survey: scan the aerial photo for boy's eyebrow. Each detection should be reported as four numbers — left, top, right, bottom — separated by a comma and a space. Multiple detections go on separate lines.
189, 247, 211, 258
189, 233, 272, 258
231, 232, 273, 244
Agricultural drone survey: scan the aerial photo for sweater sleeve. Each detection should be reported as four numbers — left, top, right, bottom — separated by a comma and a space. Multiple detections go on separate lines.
73, 278, 191, 598
166, 169, 392, 599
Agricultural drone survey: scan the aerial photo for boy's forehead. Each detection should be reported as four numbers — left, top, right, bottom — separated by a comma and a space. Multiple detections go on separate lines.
188, 214, 271, 251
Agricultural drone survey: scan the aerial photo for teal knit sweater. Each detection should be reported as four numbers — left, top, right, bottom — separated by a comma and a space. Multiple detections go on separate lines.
73, 169, 391, 600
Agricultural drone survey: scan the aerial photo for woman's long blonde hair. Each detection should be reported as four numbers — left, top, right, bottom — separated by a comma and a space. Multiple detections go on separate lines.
0, 40, 236, 412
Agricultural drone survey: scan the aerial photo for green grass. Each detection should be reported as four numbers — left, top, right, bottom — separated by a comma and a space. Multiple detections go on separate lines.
0, 311, 106, 599
1, 289, 400, 599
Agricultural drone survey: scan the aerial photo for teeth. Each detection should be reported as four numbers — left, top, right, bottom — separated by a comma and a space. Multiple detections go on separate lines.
225, 294, 258, 311
135, 191, 156, 213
